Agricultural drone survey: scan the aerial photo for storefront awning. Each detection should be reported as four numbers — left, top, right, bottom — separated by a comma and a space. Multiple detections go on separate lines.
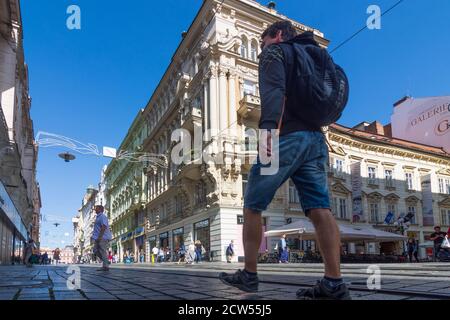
264, 219, 408, 242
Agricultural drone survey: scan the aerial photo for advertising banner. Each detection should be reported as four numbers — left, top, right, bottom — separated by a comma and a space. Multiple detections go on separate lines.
391, 96, 450, 153
350, 162, 364, 223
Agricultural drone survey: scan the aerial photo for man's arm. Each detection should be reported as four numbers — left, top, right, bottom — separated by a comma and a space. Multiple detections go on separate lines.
258, 44, 287, 131
97, 225, 107, 241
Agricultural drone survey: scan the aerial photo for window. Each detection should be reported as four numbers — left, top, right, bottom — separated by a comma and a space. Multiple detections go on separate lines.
244, 128, 258, 151
385, 170, 394, 188
441, 209, 450, 226
195, 183, 207, 206
405, 172, 414, 190
408, 206, 416, 224
370, 203, 380, 223
289, 181, 300, 204
368, 167, 377, 185
387, 203, 396, 217
240, 37, 248, 58
251, 40, 258, 61
339, 198, 347, 219
334, 159, 344, 173
438, 178, 450, 194
243, 80, 257, 96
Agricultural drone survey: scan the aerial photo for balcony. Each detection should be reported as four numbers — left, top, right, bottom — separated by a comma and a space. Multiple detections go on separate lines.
181, 105, 202, 132
329, 167, 346, 180
177, 151, 202, 181
238, 94, 261, 124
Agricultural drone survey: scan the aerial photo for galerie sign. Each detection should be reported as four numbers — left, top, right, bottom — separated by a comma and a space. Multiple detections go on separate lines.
391, 96, 450, 153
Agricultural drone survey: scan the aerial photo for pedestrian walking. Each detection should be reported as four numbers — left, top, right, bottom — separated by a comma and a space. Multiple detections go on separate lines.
219, 20, 350, 300
41, 252, 48, 265
187, 243, 196, 264
177, 244, 186, 264
23, 239, 34, 268
152, 246, 159, 264
92, 205, 112, 271
195, 240, 203, 263
158, 247, 165, 263
278, 235, 289, 263
53, 248, 61, 265
407, 238, 419, 263
431, 226, 448, 261
226, 240, 235, 263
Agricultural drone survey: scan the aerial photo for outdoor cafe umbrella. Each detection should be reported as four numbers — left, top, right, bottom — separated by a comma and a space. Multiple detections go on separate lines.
264, 219, 408, 242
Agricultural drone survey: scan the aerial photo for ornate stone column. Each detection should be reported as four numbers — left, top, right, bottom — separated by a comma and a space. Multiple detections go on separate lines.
218, 69, 228, 133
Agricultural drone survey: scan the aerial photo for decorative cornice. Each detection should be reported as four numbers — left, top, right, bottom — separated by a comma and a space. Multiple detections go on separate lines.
329, 131, 450, 166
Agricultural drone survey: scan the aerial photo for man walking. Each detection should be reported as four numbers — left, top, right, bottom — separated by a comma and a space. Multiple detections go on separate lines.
278, 235, 288, 263
431, 226, 448, 261
92, 205, 112, 271
219, 20, 350, 300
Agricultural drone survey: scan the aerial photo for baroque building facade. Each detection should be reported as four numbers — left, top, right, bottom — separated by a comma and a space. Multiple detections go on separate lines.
105, 0, 450, 262
105, 0, 328, 262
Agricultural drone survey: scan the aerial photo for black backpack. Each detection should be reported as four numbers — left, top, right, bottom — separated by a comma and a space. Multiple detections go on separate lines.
281, 33, 349, 127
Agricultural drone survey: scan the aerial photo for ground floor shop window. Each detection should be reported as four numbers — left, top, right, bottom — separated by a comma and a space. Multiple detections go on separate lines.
194, 220, 210, 261
172, 228, 184, 252
159, 232, 169, 249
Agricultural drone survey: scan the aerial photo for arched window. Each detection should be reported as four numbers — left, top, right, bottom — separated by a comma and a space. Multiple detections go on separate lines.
244, 127, 258, 151
240, 36, 248, 58
251, 40, 258, 61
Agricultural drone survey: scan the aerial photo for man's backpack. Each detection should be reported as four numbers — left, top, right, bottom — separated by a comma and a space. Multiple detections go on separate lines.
281, 32, 349, 127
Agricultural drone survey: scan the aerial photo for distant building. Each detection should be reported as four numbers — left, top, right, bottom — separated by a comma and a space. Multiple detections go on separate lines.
59, 246, 75, 264
78, 186, 97, 260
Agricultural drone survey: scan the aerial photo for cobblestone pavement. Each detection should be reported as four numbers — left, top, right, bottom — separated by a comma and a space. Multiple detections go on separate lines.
0, 263, 449, 300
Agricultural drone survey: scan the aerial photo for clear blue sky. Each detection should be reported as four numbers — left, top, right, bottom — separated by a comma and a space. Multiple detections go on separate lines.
21, 0, 450, 248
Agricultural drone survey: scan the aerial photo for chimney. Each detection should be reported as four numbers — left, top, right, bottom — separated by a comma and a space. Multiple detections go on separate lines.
383, 123, 392, 138
365, 121, 385, 136
181, 31, 187, 39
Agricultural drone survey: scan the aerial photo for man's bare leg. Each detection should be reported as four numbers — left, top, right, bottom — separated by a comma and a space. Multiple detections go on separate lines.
308, 208, 341, 278
243, 208, 263, 273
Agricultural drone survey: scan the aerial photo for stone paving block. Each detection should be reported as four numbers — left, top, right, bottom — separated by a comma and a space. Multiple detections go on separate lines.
143, 295, 179, 300
353, 293, 409, 300
18, 294, 51, 300
172, 292, 211, 300
430, 288, 450, 294
116, 295, 141, 300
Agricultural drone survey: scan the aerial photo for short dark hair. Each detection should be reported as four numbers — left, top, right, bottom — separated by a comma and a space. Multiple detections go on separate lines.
261, 20, 297, 42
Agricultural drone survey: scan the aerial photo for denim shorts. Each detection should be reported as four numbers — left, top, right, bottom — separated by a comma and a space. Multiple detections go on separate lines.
244, 131, 330, 215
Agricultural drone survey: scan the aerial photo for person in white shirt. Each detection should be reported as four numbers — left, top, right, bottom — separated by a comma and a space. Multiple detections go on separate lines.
152, 246, 159, 264
91, 205, 112, 271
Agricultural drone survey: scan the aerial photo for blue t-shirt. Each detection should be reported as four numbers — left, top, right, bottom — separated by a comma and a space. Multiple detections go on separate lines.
92, 212, 112, 241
